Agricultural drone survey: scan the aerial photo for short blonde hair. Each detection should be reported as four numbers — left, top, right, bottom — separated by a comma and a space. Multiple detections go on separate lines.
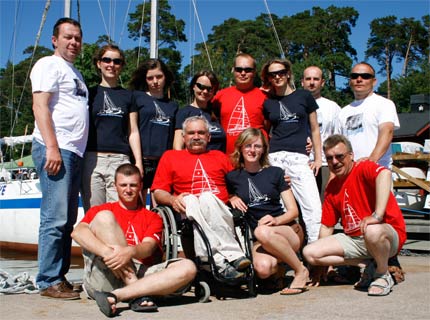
231, 128, 269, 169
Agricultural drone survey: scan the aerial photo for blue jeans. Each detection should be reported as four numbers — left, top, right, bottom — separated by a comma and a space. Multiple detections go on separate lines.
32, 140, 83, 289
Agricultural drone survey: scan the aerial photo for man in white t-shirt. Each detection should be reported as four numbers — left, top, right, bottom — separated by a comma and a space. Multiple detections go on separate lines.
31, 18, 89, 299
302, 66, 341, 200
338, 62, 404, 284
338, 62, 400, 169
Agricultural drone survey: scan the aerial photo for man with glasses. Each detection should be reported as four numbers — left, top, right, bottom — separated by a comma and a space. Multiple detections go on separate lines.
338, 62, 400, 169
338, 62, 404, 284
303, 134, 406, 297
212, 53, 268, 154
301, 66, 341, 200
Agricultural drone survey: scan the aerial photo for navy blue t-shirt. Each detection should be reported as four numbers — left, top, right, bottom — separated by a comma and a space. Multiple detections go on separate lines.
134, 91, 178, 158
175, 105, 226, 152
86, 85, 137, 155
263, 89, 318, 155
226, 166, 289, 231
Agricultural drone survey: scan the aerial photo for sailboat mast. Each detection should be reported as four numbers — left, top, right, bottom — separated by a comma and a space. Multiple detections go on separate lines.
150, 0, 158, 58
64, 0, 71, 17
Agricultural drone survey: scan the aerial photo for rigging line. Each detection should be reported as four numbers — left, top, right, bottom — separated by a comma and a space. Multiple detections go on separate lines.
97, 0, 110, 42
11, 0, 51, 137
118, 0, 133, 46
9, 0, 19, 134
263, 0, 284, 59
136, 0, 147, 68
191, 0, 213, 71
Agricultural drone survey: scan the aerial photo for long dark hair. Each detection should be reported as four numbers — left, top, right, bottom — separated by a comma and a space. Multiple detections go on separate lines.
129, 58, 174, 95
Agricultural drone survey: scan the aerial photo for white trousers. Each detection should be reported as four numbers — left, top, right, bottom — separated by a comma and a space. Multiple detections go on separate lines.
269, 151, 322, 243
184, 192, 244, 270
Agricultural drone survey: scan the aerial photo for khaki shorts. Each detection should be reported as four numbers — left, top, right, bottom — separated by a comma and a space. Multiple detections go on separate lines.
83, 250, 187, 299
333, 225, 399, 260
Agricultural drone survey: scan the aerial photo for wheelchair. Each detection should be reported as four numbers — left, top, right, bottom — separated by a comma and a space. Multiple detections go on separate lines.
151, 206, 256, 302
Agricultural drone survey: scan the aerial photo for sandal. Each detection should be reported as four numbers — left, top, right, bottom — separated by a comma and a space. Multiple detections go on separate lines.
354, 261, 375, 290
93, 291, 118, 317
368, 272, 394, 296
129, 296, 158, 312
280, 287, 308, 295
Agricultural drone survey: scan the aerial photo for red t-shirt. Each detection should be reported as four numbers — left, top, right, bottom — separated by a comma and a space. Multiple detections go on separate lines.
322, 161, 406, 252
151, 149, 233, 203
81, 202, 163, 264
212, 86, 267, 154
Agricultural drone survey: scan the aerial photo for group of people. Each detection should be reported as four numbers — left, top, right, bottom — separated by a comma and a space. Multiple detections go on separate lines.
30, 17, 406, 317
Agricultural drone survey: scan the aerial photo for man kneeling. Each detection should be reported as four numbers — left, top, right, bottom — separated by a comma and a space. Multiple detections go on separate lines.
303, 134, 406, 296
72, 164, 196, 317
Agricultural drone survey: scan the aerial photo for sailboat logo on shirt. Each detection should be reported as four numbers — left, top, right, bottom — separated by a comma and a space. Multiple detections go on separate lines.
248, 178, 270, 207
74, 78, 87, 98
226, 97, 250, 136
343, 189, 361, 233
125, 222, 139, 246
191, 159, 220, 195
150, 101, 170, 126
97, 91, 123, 117
279, 101, 298, 122
345, 113, 364, 135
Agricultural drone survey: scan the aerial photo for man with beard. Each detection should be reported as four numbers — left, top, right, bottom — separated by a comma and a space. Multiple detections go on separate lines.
303, 134, 406, 297
152, 116, 251, 280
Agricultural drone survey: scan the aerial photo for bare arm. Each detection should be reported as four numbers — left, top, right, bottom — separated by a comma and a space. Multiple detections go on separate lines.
309, 111, 322, 176
32, 91, 62, 175
128, 111, 143, 175
172, 129, 184, 150
366, 122, 394, 163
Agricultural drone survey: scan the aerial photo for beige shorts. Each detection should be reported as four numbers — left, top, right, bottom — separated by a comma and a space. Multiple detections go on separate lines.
333, 225, 399, 260
83, 250, 187, 299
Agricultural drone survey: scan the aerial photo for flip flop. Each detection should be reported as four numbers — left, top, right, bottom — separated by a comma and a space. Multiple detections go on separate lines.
93, 291, 118, 317
280, 287, 308, 295
129, 296, 158, 312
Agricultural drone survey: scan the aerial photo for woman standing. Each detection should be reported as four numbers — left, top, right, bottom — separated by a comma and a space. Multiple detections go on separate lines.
261, 58, 322, 244
81, 44, 142, 212
129, 59, 178, 204
173, 70, 225, 152
226, 128, 309, 295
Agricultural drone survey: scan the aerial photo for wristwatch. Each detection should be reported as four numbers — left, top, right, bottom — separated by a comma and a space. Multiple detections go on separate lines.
371, 211, 383, 222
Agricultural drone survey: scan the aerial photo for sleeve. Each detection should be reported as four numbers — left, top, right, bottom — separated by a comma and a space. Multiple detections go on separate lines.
276, 168, 289, 193
305, 91, 319, 114
377, 99, 400, 129
129, 90, 138, 113
30, 58, 59, 93
150, 152, 174, 193
175, 108, 188, 129
143, 211, 163, 246
225, 171, 237, 195
321, 193, 339, 227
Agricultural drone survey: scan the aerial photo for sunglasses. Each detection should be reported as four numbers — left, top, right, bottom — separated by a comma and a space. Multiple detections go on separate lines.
326, 153, 349, 162
195, 82, 213, 93
100, 57, 123, 65
268, 69, 288, 78
234, 67, 255, 73
350, 73, 374, 80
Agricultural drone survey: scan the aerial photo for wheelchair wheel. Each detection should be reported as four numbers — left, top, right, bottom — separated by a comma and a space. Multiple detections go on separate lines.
152, 206, 178, 259
195, 281, 210, 303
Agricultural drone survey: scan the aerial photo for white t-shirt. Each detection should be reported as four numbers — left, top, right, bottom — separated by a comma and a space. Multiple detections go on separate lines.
30, 55, 89, 157
338, 93, 400, 168
312, 96, 341, 165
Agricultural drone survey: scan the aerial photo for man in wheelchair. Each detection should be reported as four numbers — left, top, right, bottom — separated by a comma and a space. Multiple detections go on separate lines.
72, 164, 196, 317
152, 116, 251, 280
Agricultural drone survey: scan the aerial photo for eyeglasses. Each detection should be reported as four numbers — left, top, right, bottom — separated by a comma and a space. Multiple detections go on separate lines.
100, 57, 123, 65
326, 153, 349, 162
234, 67, 255, 73
268, 69, 288, 78
195, 82, 213, 93
350, 73, 374, 80
243, 144, 263, 150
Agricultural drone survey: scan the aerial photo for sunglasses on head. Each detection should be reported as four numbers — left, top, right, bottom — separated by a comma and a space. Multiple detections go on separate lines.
350, 73, 374, 80
234, 67, 255, 73
100, 57, 123, 65
195, 82, 213, 93
326, 153, 349, 162
268, 69, 288, 78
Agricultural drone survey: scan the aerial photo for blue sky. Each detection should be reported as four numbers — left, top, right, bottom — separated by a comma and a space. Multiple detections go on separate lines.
1, 0, 429, 88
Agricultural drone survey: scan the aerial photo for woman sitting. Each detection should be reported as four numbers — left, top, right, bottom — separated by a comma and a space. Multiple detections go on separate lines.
226, 128, 309, 295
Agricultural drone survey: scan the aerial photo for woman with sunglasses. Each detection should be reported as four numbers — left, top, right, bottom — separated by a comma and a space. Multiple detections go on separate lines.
173, 70, 226, 151
261, 58, 322, 245
81, 44, 143, 212
226, 128, 309, 295
129, 59, 178, 205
